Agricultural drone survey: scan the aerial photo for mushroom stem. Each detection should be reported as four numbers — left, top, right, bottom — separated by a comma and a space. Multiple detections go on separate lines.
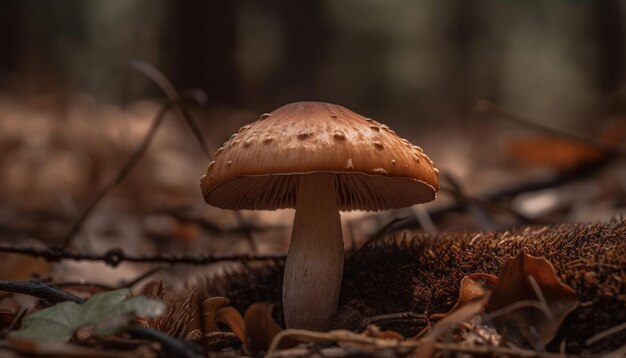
283, 172, 343, 330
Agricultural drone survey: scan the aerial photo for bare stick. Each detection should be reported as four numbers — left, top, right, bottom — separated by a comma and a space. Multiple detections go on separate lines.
585, 321, 626, 346
441, 173, 495, 230
61, 100, 177, 247
0, 242, 285, 267
476, 99, 623, 156
0, 279, 84, 304
128, 61, 212, 158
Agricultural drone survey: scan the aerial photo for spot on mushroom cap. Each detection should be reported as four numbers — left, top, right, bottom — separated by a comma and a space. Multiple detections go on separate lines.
201, 101, 438, 211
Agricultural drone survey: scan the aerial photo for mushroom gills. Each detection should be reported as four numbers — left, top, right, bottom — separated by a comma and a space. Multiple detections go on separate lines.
283, 172, 344, 330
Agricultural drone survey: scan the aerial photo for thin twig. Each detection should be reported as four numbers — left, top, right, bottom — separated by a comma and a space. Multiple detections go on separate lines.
7, 308, 27, 332
476, 99, 624, 156
585, 321, 626, 346
62, 100, 177, 247
441, 173, 496, 230
119, 266, 168, 289
359, 312, 426, 332
527, 275, 553, 320
63, 60, 215, 248
232, 211, 259, 253
374, 156, 612, 236
0, 242, 285, 267
486, 300, 552, 321
0, 279, 84, 304
362, 217, 410, 247
55, 281, 114, 292
266, 328, 561, 358
128, 61, 212, 158
433, 342, 562, 357
148, 207, 287, 237
55, 267, 169, 292
411, 205, 438, 234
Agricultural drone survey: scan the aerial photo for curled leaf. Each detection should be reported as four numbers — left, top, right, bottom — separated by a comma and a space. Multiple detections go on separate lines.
443, 273, 497, 316
202, 297, 246, 343
486, 249, 579, 347
244, 303, 284, 353
428, 250, 578, 349
215, 306, 247, 343
416, 297, 489, 358
202, 297, 231, 333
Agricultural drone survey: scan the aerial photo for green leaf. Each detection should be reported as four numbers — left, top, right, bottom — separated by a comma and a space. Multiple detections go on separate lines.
10, 288, 165, 342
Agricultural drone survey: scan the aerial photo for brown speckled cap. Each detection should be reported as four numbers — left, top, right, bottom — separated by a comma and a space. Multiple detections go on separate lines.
201, 101, 439, 211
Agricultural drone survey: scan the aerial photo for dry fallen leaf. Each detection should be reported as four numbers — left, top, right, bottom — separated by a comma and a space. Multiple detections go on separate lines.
243, 302, 283, 353
415, 297, 489, 358
438, 273, 497, 317
215, 306, 247, 343
487, 249, 579, 347
508, 136, 606, 170
202, 297, 247, 342
426, 249, 578, 349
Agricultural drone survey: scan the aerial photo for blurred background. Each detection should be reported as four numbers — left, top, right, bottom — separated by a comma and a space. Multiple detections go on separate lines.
0, 1, 624, 282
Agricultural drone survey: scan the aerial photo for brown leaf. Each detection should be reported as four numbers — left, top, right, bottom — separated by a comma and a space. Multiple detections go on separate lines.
486, 249, 579, 347
508, 136, 606, 170
415, 297, 489, 358
243, 302, 285, 353
202, 297, 231, 333
442, 273, 497, 316
415, 274, 495, 338
427, 250, 578, 349
215, 306, 247, 343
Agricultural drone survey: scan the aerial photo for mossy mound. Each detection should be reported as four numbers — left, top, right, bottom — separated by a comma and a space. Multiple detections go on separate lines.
198, 218, 626, 353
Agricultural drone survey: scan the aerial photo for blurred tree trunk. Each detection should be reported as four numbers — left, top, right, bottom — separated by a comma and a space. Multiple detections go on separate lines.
445, 0, 481, 119
275, 0, 331, 103
0, 2, 21, 84
167, 1, 240, 106
592, 0, 625, 117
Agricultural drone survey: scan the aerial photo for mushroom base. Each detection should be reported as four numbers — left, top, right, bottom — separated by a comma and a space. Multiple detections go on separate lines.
283, 172, 344, 330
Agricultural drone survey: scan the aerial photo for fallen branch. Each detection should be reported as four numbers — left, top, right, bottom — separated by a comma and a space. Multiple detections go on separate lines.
0, 279, 83, 304
0, 242, 285, 267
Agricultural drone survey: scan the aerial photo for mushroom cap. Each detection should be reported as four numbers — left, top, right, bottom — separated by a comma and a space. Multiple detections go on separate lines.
201, 101, 439, 211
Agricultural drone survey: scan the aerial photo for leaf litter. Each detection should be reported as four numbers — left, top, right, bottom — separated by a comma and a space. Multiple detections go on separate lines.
0, 90, 624, 357
9, 288, 164, 343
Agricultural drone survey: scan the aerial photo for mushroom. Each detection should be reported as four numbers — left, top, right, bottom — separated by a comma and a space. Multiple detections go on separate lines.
201, 102, 439, 330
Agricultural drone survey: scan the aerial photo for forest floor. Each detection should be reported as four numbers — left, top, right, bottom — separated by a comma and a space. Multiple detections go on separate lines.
0, 85, 624, 357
